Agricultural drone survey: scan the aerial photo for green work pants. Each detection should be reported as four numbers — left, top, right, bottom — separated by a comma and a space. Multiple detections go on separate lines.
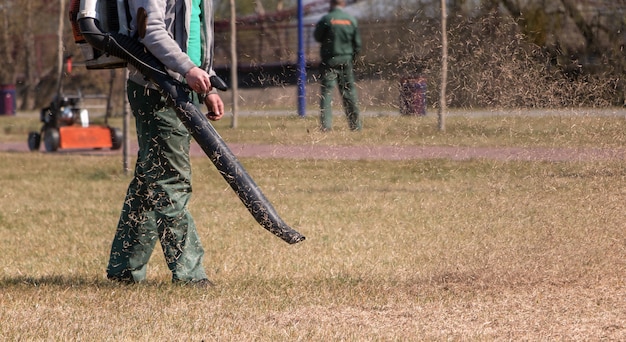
106, 81, 207, 283
320, 61, 361, 131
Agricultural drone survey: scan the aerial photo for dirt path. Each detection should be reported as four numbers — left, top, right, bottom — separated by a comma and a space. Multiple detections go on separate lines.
224, 143, 626, 161
2, 141, 626, 162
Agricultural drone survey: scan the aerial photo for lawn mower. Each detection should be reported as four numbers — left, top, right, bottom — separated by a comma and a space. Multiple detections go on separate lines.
27, 92, 122, 152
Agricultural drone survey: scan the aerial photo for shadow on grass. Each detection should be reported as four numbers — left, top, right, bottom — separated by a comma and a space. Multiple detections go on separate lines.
0, 274, 169, 289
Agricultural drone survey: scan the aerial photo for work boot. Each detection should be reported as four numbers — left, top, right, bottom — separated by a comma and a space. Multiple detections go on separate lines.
173, 278, 215, 288
107, 271, 135, 285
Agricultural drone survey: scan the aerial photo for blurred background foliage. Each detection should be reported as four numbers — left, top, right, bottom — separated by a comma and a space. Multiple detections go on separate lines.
1, 0, 625, 112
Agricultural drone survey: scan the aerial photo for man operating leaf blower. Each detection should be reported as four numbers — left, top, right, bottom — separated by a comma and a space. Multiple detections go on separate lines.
105, 0, 224, 287
71, 0, 305, 287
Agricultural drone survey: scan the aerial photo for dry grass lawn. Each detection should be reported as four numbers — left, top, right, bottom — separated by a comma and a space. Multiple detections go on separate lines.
0, 111, 625, 340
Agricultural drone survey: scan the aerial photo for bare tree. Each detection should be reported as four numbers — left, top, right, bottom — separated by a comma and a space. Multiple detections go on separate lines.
55, 0, 66, 96
0, 1, 16, 85
21, 0, 37, 110
230, 0, 239, 128
439, 0, 448, 131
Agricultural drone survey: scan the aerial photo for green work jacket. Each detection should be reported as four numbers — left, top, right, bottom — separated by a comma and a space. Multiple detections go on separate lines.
314, 8, 362, 66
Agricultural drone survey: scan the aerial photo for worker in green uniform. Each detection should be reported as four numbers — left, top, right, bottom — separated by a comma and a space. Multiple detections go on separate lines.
314, 0, 362, 131
106, 0, 224, 287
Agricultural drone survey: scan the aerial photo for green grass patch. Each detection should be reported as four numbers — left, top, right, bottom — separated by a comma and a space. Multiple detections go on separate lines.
3, 110, 626, 148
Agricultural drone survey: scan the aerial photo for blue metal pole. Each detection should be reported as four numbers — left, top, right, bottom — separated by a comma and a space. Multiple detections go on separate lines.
297, 0, 306, 117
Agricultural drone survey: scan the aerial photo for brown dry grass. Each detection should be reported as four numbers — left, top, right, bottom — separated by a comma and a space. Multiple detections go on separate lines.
0, 147, 624, 340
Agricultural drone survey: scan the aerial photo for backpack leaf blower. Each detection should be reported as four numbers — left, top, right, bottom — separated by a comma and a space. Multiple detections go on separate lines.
69, 0, 305, 244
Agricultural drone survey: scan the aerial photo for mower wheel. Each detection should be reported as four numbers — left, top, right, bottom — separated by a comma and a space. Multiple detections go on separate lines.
110, 127, 123, 150
28, 132, 41, 151
44, 127, 60, 152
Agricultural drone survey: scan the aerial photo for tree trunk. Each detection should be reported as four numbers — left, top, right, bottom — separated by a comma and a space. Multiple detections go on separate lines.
230, 0, 239, 128
55, 0, 66, 96
439, 0, 448, 131
0, 2, 13, 85
21, 0, 37, 110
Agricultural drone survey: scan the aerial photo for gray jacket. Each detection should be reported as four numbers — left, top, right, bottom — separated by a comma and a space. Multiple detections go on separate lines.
126, 0, 216, 88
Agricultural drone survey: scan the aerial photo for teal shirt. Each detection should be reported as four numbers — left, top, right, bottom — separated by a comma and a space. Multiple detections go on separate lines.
188, 0, 203, 66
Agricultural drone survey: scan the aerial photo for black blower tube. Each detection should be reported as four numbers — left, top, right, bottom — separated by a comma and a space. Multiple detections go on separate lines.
78, 18, 305, 244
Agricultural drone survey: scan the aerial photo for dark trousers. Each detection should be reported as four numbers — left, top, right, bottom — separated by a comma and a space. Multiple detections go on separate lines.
320, 62, 361, 131
106, 81, 207, 283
